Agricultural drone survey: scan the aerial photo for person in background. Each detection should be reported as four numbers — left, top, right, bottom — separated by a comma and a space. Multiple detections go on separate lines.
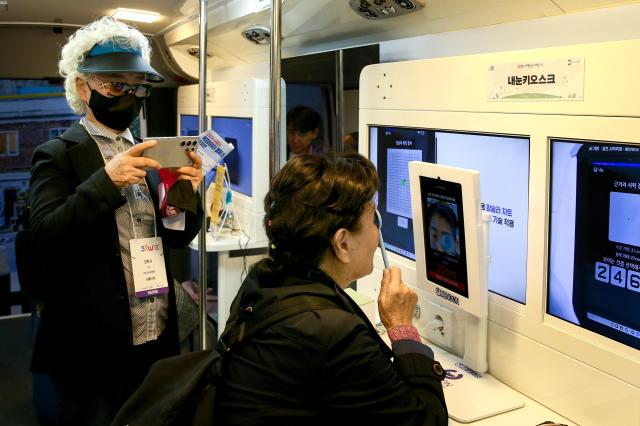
286, 105, 322, 159
28, 17, 203, 425
215, 152, 448, 425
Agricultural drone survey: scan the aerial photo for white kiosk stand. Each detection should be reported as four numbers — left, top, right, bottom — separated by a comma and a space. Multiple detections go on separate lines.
408, 162, 524, 423
181, 78, 285, 337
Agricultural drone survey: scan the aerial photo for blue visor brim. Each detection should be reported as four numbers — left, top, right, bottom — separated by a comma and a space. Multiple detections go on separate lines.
78, 52, 164, 83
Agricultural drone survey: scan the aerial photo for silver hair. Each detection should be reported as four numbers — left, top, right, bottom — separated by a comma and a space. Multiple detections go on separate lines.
58, 16, 153, 114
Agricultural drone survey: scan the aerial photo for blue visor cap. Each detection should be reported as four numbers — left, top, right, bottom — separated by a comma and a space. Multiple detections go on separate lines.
78, 41, 164, 83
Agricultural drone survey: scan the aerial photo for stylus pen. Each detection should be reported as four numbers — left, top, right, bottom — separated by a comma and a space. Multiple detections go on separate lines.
375, 208, 390, 269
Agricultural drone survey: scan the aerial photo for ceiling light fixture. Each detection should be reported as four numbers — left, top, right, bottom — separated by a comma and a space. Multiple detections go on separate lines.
113, 8, 161, 23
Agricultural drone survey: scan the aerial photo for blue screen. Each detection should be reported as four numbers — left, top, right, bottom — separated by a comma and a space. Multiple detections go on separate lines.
180, 114, 199, 136
211, 116, 253, 197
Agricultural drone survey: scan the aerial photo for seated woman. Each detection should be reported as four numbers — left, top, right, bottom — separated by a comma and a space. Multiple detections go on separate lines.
215, 152, 448, 425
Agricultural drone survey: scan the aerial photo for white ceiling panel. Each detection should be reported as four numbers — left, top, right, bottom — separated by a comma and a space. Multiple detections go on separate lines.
551, 0, 640, 12
0, 0, 196, 35
2, 0, 639, 78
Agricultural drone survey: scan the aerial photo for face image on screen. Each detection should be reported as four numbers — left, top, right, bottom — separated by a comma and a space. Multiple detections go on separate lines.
180, 114, 199, 136
549, 139, 640, 350
435, 132, 529, 303
211, 116, 253, 197
369, 126, 435, 260
420, 176, 469, 298
428, 201, 460, 257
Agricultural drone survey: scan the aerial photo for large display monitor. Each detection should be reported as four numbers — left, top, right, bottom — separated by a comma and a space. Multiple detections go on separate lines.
370, 126, 529, 303
211, 116, 253, 197
549, 138, 640, 350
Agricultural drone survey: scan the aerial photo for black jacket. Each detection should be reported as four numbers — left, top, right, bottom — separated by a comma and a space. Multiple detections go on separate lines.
29, 122, 203, 376
215, 266, 448, 425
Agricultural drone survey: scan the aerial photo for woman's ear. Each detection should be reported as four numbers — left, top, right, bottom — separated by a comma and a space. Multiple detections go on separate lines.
76, 77, 89, 103
330, 228, 352, 264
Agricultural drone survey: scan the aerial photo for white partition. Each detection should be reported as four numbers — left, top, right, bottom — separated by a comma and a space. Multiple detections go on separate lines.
178, 78, 286, 242
359, 39, 640, 426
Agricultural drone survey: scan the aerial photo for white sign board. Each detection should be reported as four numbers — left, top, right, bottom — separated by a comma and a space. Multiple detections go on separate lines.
487, 58, 584, 101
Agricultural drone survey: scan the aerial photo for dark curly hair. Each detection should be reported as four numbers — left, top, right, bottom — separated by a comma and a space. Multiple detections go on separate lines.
255, 152, 378, 274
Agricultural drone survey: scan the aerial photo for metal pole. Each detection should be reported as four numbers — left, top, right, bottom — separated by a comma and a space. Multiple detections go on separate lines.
198, 0, 209, 350
269, 0, 282, 179
335, 49, 344, 153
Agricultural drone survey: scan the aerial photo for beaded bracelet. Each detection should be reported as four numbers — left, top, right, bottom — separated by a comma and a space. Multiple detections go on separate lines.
387, 324, 421, 343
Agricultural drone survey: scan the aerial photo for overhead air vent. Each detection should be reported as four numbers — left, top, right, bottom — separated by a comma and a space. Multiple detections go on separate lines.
241, 26, 271, 45
349, 0, 424, 20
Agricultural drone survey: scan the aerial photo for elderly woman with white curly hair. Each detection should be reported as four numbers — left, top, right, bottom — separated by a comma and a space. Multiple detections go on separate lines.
28, 17, 203, 425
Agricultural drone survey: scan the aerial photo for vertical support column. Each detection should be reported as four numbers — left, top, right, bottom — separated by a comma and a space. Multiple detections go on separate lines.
335, 49, 344, 153
198, 0, 209, 350
269, 0, 282, 179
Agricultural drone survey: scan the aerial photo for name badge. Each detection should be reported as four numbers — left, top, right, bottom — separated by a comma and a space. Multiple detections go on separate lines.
130, 236, 169, 298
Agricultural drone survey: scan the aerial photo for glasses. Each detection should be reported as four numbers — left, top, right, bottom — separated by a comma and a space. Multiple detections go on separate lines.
90, 77, 152, 98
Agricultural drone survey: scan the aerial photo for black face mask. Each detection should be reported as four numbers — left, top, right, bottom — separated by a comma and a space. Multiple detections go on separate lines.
87, 89, 144, 131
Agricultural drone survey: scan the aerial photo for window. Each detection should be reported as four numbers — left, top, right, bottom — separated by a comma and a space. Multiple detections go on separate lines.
49, 127, 67, 139
0, 131, 19, 156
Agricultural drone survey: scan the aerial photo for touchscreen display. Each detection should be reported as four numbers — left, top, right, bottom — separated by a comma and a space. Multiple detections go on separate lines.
420, 176, 469, 298
549, 139, 640, 350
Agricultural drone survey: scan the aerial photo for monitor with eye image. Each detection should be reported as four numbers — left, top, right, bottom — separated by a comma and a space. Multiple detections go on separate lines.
422, 180, 468, 298
409, 161, 485, 317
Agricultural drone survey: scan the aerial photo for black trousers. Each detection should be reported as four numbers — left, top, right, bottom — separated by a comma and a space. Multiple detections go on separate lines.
50, 332, 174, 426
